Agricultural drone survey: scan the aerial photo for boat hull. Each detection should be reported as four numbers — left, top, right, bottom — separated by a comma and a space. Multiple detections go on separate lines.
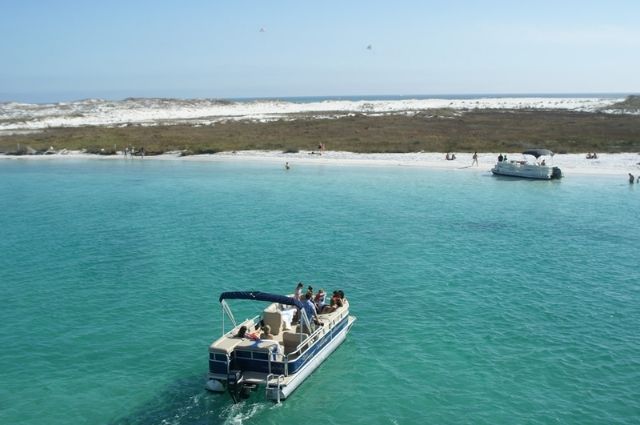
265, 315, 356, 401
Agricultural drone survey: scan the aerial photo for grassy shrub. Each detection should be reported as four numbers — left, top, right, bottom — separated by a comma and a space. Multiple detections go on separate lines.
2, 110, 639, 154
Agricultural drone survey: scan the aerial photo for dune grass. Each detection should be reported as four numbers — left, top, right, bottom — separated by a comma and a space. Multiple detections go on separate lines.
1, 109, 640, 155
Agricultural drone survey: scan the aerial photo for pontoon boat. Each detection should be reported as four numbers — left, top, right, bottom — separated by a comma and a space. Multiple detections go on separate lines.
206, 291, 355, 403
492, 149, 562, 180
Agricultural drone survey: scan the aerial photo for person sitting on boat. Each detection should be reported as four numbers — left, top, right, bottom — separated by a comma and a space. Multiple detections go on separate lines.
541, 159, 546, 166
236, 325, 260, 341
260, 326, 282, 359
321, 292, 343, 313
235, 325, 249, 338
261, 325, 274, 340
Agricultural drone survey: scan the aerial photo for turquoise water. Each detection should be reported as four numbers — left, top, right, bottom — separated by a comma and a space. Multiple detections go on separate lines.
1, 159, 639, 425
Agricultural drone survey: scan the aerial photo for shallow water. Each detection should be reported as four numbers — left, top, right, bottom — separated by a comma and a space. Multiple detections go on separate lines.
1, 159, 639, 424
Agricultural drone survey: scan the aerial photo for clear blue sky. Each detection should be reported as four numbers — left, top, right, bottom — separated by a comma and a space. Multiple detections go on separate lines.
1, 0, 639, 102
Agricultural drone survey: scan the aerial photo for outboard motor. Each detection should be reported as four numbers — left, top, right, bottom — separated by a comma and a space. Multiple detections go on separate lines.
227, 370, 257, 403
227, 370, 243, 403
551, 167, 562, 179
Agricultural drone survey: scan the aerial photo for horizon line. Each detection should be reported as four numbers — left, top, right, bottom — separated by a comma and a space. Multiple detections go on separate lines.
1, 91, 636, 105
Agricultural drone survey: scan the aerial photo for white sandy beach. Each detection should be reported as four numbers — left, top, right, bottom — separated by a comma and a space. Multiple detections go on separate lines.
3, 150, 640, 177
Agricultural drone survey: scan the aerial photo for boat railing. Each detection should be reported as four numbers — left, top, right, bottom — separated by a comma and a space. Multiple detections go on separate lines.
284, 309, 349, 362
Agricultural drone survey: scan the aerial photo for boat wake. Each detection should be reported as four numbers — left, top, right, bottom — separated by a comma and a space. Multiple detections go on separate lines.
219, 402, 269, 425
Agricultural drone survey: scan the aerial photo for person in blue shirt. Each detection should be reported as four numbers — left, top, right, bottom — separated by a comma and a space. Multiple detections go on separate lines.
300, 293, 320, 332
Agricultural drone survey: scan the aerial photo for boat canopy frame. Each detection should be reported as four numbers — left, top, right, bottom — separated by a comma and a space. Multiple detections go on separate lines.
218, 291, 306, 334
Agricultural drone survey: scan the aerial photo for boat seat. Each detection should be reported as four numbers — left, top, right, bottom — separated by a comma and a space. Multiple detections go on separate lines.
262, 310, 283, 335
282, 332, 309, 355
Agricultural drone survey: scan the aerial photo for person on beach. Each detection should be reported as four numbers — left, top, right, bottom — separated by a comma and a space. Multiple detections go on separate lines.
472, 152, 478, 166
629, 173, 635, 184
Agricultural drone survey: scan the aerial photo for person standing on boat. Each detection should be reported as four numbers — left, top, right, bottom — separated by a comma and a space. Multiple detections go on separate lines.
314, 289, 326, 312
301, 293, 320, 331
498, 153, 503, 162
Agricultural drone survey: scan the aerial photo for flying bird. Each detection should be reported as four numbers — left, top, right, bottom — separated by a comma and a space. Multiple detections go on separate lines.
366, 44, 372, 50
260, 27, 265, 33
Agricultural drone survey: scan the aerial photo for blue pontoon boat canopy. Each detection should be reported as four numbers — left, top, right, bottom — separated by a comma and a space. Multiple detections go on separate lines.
219, 291, 303, 309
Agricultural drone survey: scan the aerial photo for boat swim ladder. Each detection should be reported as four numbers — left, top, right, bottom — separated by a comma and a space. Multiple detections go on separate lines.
266, 373, 285, 403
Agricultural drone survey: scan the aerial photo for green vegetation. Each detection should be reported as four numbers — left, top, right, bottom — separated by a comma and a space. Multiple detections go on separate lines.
605, 95, 640, 111
1, 109, 640, 154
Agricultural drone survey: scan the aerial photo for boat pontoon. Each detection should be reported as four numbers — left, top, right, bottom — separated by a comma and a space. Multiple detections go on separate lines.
206, 291, 355, 403
492, 149, 562, 180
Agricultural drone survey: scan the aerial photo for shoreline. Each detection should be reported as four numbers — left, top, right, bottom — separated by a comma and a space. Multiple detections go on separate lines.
3, 150, 639, 177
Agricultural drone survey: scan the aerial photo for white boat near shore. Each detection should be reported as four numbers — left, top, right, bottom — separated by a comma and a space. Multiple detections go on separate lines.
492, 149, 562, 180
206, 291, 355, 403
